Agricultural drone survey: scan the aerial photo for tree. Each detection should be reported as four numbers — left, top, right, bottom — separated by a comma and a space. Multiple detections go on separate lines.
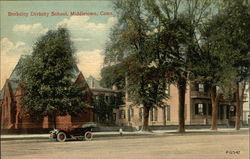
194, 9, 237, 130
218, 0, 250, 130
194, 0, 250, 130
94, 93, 124, 125
100, 63, 126, 90
18, 28, 89, 128
103, 0, 215, 132
144, 0, 215, 132
104, 0, 171, 131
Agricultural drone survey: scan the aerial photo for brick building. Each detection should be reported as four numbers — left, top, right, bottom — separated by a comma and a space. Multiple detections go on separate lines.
0, 59, 94, 132
114, 82, 238, 128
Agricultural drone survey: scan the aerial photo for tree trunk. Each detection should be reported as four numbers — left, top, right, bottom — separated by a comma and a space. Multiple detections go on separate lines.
141, 106, 150, 131
210, 85, 218, 130
177, 77, 186, 133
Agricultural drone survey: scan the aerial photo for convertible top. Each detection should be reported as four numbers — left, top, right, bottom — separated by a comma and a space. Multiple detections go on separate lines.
81, 122, 97, 128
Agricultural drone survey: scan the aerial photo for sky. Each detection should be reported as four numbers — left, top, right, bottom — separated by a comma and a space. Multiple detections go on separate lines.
0, 1, 117, 89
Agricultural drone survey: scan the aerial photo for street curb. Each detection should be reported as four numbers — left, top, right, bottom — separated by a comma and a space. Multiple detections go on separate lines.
0, 133, 152, 141
1, 129, 248, 141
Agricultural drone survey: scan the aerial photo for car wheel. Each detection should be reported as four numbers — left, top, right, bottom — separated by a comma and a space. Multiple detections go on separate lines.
84, 131, 93, 141
57, 132, 67, 142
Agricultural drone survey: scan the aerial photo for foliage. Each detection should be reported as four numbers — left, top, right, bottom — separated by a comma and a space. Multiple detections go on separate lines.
102, 0, 215, 131
190, 0, 250, 130
100, 63, 126, 90
93, 93, 124, 124
195, 0, 250, 91
18, 28, 89, 118
144, 0, 215, 132
104, 0, 170, 108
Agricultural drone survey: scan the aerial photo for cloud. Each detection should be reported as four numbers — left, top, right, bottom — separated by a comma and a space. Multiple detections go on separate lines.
76, 49, 104, 79
57, 16, 117, 31
57, 16, 117, 79
0, 38, 31, 88
12, 23, 48, 46
13, 23, 48, 35
57, 16, 117, 50
1, 38, 30, 56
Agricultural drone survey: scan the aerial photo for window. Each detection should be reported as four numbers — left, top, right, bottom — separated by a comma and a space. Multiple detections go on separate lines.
153, 107, 158, 121
119, 110, 125, 119
195, 103, 206, 115
128, 109, 131, 121
131, 108, 134, 118
105, 96, 110, 102
164, 105, 170, 121
150, 107, 158, 121
139, 107, 144, 121
150, 108, 153, 121
127, 108, 134, 122
243, 94, 248, 101
229, 105, 236, 116
198, 104, 203, 114
198, 84, 204, 92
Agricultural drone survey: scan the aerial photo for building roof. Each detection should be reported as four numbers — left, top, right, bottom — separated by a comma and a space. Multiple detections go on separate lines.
86, 76, 121, 94
0, 57, 82, 100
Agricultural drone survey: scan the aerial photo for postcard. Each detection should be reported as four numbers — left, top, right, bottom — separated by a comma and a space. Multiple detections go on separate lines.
0, 0, 249, 159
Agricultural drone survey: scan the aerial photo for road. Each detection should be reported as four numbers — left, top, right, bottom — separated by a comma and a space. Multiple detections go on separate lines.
1, 133, 249, 159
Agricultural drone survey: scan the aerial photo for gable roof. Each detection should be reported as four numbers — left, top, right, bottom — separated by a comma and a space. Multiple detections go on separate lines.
0, 57, 83, 100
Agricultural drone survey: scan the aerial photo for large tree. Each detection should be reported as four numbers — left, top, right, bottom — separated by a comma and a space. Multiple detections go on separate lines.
104, 0, 215, 132
104, 0, 171, 131
194, 0, 250, 130
100, 63, 126, 90
219, 0, 250, 130
18, 28, 89, 128
196, 15, 235, 130
144, 0, 215, 132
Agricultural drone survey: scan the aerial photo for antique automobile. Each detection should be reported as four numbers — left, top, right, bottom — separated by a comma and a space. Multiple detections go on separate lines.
49, 122, 97, 142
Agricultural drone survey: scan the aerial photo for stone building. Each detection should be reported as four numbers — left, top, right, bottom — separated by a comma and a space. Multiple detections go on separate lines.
0, 59, 94, 132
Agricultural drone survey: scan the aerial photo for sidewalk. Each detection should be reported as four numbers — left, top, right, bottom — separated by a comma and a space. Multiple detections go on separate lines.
1, 128, 248, 141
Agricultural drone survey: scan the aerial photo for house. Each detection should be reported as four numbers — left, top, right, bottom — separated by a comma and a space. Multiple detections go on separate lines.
86, 76, 123, 124
114, 81, 237, 128
0, 58, 94, 132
